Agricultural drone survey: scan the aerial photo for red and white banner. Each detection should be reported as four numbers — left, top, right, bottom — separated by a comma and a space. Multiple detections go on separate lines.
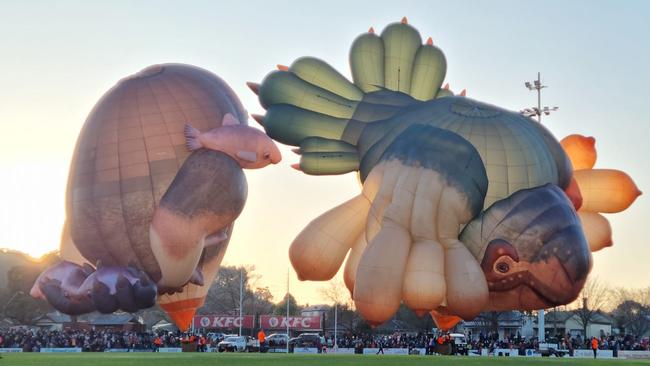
259, 315, 321, 330
193, 315, 254, 329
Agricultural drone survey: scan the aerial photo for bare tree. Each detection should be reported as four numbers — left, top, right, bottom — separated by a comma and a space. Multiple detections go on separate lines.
319, 280, 359, 331
200, 265, 274, 316
612, 286, 650, 308
318, 280, 353, 308
611, 286, 650, 337
571, 276, 611, 338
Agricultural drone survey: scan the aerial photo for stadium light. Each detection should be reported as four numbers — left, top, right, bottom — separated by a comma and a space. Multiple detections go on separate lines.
521, 72, 558, 124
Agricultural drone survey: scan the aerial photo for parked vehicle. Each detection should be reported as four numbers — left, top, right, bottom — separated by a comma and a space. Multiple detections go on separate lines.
216, 336, 258, 352
207, 332, 226, 343
539, 342, 567, 357
289, 333, 322, 352
449, 333, 468, 355
267, 333, 289, 347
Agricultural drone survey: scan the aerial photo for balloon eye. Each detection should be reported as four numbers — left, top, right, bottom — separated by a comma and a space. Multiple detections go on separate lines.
496, 262, 510, 273
263, 152, 271, 159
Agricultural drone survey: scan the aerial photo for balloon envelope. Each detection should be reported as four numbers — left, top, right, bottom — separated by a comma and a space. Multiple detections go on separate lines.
55, 64, 249, 328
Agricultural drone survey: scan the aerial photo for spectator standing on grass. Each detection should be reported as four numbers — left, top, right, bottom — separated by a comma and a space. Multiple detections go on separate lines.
591, 337, 599, 359
153, 336, 161, 352
257, 329, 266, 352
376, 339, 384, 355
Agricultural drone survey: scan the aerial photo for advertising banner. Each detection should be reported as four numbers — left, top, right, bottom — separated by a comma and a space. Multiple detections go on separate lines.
159, 348, 182, 353
573, 349, 613, 358
40, 348, 82, 353
0, 348, 23, 353
293, 347, 319, 354
259, 315, 321, 330
193, 315, 254, 329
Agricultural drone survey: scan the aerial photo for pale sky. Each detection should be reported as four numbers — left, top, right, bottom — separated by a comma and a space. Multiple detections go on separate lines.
0, 1, 648, 305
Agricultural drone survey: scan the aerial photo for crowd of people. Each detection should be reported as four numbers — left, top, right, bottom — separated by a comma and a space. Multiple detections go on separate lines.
463, 331, 650, 355
0, 328, 185, 352
334, 332, 429, 350
0, 327, 648, 353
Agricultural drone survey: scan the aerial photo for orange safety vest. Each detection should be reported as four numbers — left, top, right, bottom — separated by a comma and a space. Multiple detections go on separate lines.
437, 336, 445, 345
258, 330, 266, 343
591, 338, 599, 350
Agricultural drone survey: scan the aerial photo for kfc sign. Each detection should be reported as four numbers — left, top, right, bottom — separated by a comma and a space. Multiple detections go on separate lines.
259, 315, 321, 330
193, 315, 254, 329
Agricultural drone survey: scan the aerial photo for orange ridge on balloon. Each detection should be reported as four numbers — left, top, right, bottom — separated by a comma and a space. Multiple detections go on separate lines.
277, 64, 289, 71
246, 82, 260, 95
401, 17, 408, 24
426, 37, 433, 46
368, 27, 375, 34
251, 114, 264, 126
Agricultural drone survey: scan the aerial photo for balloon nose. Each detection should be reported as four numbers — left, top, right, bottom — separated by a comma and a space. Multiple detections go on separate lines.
272, 151, 282, 164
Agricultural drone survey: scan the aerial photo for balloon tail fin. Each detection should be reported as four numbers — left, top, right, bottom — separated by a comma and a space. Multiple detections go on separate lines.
184, 124, 202, 151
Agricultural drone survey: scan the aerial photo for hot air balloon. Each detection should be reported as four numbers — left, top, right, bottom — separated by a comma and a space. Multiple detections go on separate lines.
247, 19, 632, 328
31, 64, 281, 330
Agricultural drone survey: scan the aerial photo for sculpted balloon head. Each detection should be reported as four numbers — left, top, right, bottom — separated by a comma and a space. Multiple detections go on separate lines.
149, 149, 248, 290
461, 184, 592, 311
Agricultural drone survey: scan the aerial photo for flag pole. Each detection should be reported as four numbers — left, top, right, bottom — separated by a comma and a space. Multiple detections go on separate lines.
286, 268, 290, 353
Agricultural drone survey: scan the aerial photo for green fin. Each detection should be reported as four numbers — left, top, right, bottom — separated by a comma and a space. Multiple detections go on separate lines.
380, 22, 422, 93
291, 57, 364, 101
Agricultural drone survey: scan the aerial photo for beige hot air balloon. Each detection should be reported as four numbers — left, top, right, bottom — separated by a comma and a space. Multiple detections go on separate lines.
251, 19, 597, 327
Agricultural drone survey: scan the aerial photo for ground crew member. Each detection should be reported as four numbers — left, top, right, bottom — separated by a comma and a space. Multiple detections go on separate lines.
591, 337, 599, 359
258, 329, 266, 352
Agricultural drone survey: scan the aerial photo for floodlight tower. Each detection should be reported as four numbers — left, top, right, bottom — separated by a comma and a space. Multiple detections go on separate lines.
522, 72, 559, 345
521, 72, 559, 123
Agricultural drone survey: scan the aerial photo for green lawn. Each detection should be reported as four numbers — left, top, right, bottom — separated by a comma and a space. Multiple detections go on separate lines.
3, 353, 650, 366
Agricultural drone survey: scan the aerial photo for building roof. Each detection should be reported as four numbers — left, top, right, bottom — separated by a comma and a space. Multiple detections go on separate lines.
533, 310, 613, 325
33, 311, 73, 324
301, 305, 329, 312
89, 313, 141, 326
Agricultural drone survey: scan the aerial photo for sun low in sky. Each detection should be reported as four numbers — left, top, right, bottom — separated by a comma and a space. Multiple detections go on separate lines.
0, 0, 648, 305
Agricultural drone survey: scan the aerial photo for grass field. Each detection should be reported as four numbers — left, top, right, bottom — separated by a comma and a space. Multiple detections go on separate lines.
3, 353, 650, 366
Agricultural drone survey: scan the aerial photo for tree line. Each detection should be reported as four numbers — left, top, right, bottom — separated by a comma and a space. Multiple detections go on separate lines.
0, 250, 648, 338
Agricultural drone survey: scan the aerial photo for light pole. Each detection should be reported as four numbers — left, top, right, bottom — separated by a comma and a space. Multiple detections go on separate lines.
521, 72, 558, 123
239, 267, 243, 336
522, 72, 558, 345
286, 268, 290, 353
334, 303, 338, 353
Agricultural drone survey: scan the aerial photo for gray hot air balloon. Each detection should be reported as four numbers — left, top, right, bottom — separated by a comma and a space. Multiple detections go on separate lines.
31, 64, 281, 330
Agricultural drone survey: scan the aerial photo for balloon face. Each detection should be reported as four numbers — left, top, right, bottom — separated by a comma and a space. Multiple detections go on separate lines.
32, 64, 277, 330
461, 185, 592, 311
250, 20, 601, 325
